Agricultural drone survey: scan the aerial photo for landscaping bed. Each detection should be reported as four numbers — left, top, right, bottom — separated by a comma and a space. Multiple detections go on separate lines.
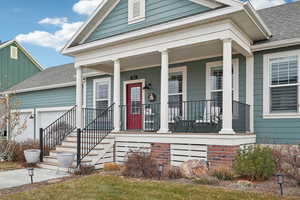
0, 174, 298, 200
0, 162, 23, 171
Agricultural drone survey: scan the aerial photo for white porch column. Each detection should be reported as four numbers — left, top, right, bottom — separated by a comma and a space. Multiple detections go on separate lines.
113, 59, 121, 132
158, 49, 170, 133
75, 64, 83, 129
246, 55, 254, 133
219, 39, 235, 134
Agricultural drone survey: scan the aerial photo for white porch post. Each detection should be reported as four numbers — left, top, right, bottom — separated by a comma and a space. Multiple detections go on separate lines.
219, 39, 235, 134
113, 59, 121, 132
158, 49, 170, 133
75, 64, 83, 129
246, 55, 254, 133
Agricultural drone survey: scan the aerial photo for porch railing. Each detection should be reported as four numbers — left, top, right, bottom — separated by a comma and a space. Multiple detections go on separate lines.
120, 103, 160, 132
40, 106, 77, 162
233, 101, 250, 133
77, 104, 114, 167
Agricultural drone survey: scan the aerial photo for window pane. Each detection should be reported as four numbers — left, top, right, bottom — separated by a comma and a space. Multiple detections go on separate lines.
271, 86, 298, 112
133, 0, 141, 18
131, 87, 141, 114
211, 91, 222, 107
96, 100, 108, 112
211, 67, 223, 90
169, 73, 183, 94
96, 82, 109, 99
168, 95, 182, 105
271, 56, 298, 86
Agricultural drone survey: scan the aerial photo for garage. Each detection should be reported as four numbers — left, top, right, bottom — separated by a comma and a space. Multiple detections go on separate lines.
14, 111, 35, 142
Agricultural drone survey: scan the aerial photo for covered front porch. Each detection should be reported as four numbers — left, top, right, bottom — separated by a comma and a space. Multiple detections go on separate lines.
74, 20, 254, 135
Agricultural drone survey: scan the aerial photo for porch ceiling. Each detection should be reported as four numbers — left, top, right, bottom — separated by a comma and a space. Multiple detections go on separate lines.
85, 40, 238, 72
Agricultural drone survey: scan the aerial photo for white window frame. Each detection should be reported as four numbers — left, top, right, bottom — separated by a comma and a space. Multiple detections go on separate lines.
169, 66, 187, 103
263, 50, 300, 119
128, 0, 145, 24
93, 77, 111, 109
205, 59, 239, 101
10, 46, 18, 60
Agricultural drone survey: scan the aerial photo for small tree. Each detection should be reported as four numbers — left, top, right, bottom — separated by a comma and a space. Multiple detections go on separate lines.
0, 94, 28, 161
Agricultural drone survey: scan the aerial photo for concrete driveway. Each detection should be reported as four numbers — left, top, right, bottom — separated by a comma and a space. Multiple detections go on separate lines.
0, 168, 69, 189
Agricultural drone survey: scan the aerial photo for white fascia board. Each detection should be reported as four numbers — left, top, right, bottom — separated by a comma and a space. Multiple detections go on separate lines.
252, 38, 300, 52
63, 6, 243, 55
4, 82, 76, 95
189, 0, 222, 8
0, 40, 44, 71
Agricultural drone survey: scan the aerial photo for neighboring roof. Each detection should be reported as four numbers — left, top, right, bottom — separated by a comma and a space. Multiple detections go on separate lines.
8, 63, 76, 92
256, 1, 300, 44
0, 40, 44, 71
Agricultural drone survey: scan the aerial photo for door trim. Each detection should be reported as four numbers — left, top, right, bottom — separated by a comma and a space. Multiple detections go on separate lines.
123, 79, 146, 130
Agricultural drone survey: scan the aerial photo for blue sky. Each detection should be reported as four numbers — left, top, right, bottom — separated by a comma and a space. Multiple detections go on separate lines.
0, 0, 295, 68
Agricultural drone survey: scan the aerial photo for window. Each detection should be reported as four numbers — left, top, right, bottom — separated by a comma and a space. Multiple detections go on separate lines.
94, 78, 111, 114
264, 51, 300, 117
128, 0, 145, 24
206, 60, 239, 105
10, 46, 18, 60
130, 86, 141, 114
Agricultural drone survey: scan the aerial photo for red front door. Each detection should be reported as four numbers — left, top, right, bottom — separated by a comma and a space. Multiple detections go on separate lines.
126, 83, 143, 130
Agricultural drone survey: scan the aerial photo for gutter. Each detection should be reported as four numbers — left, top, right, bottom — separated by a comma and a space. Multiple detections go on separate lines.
252, 38, 300, 52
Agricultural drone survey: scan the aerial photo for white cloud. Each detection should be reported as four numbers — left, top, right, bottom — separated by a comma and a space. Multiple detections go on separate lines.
73, 0, 103, 15
38, 17, 68, 26
249, 0, 287, 9
16, 21, 83, 51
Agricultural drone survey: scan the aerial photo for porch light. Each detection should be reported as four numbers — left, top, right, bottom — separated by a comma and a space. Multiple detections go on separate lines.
143, 83, 152, 90
276, 173, 284, 196
27, 168, 34, 184
29, 114, 35, 119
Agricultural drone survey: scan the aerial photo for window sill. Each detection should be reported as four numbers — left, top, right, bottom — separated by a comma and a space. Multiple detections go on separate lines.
263, 113, 300, 119
128, 17, 145, 25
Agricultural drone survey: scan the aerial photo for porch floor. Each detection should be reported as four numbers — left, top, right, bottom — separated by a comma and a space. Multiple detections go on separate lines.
112, 131, 255, 136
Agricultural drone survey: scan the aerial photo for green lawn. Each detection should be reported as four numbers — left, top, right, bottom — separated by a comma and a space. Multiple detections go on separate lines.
0, 162, 22, 171
0, 175, 298, 200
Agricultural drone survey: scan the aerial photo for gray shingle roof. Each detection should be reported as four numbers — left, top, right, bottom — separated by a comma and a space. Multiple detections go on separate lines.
9, 63, 77, 91
257, 1, 300, 44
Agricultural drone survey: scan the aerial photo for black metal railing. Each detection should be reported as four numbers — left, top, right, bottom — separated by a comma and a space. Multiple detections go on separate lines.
40, 106, 76, 162
233, 100, 250, 133
120, 103, 160, 132
77, 104, 114, 167
169, 100, 222, 133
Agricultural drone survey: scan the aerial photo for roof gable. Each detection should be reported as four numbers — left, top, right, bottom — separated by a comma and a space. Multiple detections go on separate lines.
63, 0, 245, 51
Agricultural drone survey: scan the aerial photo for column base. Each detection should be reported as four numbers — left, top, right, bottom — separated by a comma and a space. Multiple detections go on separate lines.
157, 129, 171, 134
112, 128, 120, 133
219, 129, 235, 135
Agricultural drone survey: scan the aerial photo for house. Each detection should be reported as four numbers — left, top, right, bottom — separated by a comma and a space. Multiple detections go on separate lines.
4, 0, 300, 169
0, 40, 43, 139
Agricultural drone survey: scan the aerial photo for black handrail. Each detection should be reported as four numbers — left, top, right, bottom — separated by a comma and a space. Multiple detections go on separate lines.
77, 104, 114, 167
40, 106, 76, 161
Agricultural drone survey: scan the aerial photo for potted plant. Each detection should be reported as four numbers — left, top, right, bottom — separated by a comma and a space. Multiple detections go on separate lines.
24, 149, 41, 164
57, 152, 76, 169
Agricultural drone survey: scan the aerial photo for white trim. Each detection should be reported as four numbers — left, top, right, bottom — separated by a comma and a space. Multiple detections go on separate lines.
169, 66, 188, 102
35, 106, 73, 113
263, 49, 300, 118
189, 0, 222, 9
93, 77, 112, 109
0, 40, 43, 71
252, 38, 300, 52
128, 0, 145, 24
123, 79, 146, 130
246, 56, 254, 132
205, 59, 239, 101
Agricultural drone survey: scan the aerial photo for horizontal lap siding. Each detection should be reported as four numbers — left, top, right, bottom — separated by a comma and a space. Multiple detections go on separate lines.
254, 46, 300, 145
14, 87, 76, 109
0, 43, 40, 92
85, 0, 210, 43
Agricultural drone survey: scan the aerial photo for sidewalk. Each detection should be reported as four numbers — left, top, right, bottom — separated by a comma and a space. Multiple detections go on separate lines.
0, 168, 69, 190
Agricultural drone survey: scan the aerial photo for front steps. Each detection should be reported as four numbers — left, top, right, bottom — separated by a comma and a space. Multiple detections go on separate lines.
39, 132, 115, 171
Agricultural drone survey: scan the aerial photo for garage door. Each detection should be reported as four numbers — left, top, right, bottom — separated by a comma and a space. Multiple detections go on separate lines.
39, 110, 67, 129
14, 112, 35, 142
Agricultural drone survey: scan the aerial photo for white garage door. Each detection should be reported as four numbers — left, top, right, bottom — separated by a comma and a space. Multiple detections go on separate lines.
39, 110, 67, 129
14, 112, 35, 142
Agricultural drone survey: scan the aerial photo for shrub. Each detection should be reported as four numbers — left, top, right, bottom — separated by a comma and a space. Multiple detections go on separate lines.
234, 145, 276, 181
272, 145, 300, 184
103, 162, 120, 171
193, 175, 219, 185
121, 150, 159, 179
210, 166, 234, 181
167, 166, 182, 179
74, 164, 95, 176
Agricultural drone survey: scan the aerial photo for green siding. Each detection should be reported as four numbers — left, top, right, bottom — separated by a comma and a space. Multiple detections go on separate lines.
254, 46, 300, 145
85, 55, 246, 107
85, 0, 211, 43
14, 87, 76, 109
0, 42, 41, 92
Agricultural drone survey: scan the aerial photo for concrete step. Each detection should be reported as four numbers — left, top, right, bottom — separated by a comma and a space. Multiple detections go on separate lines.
49, 151, 99, 158
44, 156, 92, 165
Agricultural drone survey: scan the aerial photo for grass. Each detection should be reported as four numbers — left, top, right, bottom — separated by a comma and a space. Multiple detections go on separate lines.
0, 162, 22, 171
0, 175, 298, 200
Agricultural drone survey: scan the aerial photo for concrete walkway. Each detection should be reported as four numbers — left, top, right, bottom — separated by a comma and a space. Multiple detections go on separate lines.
0, 168, 69, 189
